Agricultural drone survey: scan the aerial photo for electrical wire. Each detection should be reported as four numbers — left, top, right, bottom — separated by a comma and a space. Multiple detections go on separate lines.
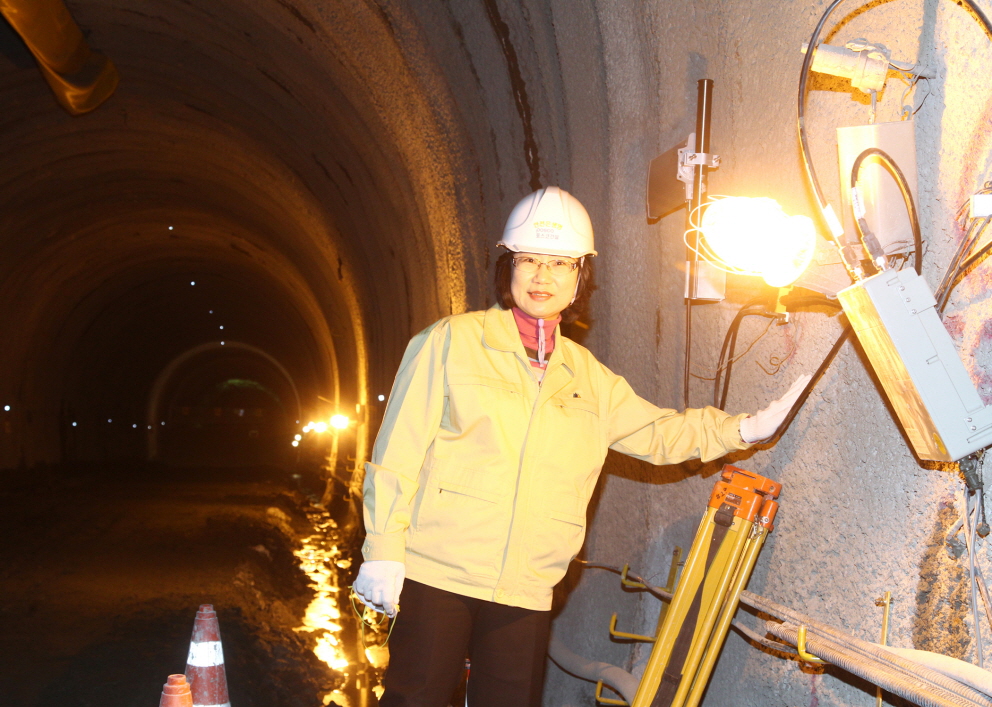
937, 216, 992, 312
763, 324, 852, 446
714, 295, 843, 412
935, 215, 991, 313
713, 297, 778, 408
850, 147, 923, 275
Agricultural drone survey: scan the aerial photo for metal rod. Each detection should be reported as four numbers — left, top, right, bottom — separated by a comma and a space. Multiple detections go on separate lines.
684, 79, 715, 407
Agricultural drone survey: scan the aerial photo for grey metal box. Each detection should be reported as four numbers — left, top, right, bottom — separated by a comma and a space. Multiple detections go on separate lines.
838, 269, 992, 461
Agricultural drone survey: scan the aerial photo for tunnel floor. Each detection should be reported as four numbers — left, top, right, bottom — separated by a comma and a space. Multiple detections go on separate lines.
0, 464, 363, 707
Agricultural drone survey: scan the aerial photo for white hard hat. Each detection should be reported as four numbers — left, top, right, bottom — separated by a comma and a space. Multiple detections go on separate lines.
497, 186, 596, 258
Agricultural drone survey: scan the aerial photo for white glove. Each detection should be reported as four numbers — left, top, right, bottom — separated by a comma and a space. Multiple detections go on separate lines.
739, 374, 812, 443
352, 560, 405, 617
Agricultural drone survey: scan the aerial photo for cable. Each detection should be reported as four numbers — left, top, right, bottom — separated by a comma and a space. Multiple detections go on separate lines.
850, 147, 923, 275
935, 216, 991, 312
937, 216, 992, 312
763, 324, 852, 445
714, 298, 777, 408
714, 295, 844, 410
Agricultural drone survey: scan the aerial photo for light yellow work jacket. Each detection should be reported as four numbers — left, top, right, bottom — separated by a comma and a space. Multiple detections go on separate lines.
362, 305, 751, 611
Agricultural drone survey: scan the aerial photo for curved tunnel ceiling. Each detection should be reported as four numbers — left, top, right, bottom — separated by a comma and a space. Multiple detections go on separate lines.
0, 0, 561, 467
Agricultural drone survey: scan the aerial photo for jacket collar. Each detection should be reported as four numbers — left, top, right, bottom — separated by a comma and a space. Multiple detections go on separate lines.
483, 305, 576, 377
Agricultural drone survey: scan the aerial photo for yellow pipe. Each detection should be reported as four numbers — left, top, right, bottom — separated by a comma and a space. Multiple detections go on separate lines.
0, 0, 118, 114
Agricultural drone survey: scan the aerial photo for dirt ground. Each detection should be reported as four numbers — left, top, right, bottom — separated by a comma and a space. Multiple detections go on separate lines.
0, 463, 364, 707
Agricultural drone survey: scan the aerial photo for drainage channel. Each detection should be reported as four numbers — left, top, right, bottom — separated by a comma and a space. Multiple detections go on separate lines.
294, 501, 388, 706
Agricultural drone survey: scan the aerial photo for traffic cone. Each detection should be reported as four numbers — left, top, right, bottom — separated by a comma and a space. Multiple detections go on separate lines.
184, 604, 231, 707
160, 674, 193, 707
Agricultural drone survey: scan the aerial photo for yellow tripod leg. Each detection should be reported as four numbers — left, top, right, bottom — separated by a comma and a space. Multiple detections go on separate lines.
630, 507, 721, 707
667, 516, 755, 707
681, 497, 779, 707
630, 465, 780, 707
681, 526, 767, 707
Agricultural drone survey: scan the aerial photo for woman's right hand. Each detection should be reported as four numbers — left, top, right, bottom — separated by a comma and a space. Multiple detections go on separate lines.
352, 560, 405, 617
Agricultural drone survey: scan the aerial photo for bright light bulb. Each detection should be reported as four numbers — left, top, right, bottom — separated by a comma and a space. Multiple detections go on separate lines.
3, 405, 9, 412
378, 394, 385, 402
72, 422, 77, 427
313, 421, 328, 433
700, 197, 816, 287
292, 440, 300, 447
190, 281, 196, 286
295, 434, 302, 441
330, 414, 349, 430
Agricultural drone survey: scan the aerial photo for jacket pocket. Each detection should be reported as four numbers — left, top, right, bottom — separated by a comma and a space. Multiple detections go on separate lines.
525, 493, 587, 586
409, 465, 509, 579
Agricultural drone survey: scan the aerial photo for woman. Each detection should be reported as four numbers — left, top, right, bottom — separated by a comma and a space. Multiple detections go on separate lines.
354, 186, 806, 706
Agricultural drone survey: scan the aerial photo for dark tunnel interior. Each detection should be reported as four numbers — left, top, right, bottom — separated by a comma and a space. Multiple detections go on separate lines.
0, 1, 523, 704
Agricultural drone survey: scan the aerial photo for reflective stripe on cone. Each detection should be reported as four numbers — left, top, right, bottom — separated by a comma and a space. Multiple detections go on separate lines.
184, 604, 232, 707
160, 674, 194, 707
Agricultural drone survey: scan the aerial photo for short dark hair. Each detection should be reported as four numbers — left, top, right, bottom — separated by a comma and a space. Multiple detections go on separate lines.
493, 251, 595, 324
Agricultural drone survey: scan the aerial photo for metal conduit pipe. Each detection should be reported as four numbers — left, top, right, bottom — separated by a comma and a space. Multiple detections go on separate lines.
742, 591, 992, 707
547, 633, 639, 704
767, 622, 986, 707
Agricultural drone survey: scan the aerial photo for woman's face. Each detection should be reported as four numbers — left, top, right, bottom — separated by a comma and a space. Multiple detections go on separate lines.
509, 252, 580, 320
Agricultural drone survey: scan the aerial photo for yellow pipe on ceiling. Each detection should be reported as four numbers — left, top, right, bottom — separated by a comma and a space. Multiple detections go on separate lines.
0, 0, 118, 114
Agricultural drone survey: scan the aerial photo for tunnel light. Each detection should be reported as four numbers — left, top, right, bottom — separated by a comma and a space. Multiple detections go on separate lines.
147, 425, 152, 430
220, 341, 225, 346
313, 421, 329, 433
294, 434, 302, 441
695, 196, 816, 287
3, 405, 9, 411
72, 422, 77, 427
330, 414, 350, 430
168, 226, 174, 231
219, 325, 224, 330
107, 418, 112, 423
190, 281, 196, 286
292, 440, 300, 447
378, 394, 385, 402
209, 309, 214, 314
161, 421, 165, 425
132, 423, 137, 429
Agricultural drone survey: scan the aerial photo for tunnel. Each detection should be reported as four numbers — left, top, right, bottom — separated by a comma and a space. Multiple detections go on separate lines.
4, 0, 992, 705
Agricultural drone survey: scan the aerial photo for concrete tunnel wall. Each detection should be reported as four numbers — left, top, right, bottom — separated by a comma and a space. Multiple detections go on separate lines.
2, 0, 992, 704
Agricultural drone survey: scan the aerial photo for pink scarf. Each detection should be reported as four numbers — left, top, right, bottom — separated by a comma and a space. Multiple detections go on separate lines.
512, 308, 561, 366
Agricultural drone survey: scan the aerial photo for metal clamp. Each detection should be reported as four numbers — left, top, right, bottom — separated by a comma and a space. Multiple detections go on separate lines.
796, 625, 827, 664
620, 563, 646, 589
609, 612, 656, 643
682, 152, 721, 168
595, 680, 629, 705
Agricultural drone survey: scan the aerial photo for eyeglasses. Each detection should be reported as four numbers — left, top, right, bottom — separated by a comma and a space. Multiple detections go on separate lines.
511, 256, 580, 276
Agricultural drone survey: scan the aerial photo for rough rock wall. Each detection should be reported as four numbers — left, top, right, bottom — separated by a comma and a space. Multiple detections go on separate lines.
528, 1, 992, 705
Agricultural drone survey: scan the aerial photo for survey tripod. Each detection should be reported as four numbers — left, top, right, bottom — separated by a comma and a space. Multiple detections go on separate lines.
599, 464, 781, 707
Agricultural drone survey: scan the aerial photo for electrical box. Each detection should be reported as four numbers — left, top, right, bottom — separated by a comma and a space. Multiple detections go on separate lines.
838, 268, 992, 461
837, 120, 918, 257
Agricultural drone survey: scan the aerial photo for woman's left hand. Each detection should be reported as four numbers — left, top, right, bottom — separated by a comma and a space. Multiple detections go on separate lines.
739, 374, 812, 443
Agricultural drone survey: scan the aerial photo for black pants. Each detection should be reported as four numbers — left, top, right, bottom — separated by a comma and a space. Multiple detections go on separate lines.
379, 580, 552, 707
